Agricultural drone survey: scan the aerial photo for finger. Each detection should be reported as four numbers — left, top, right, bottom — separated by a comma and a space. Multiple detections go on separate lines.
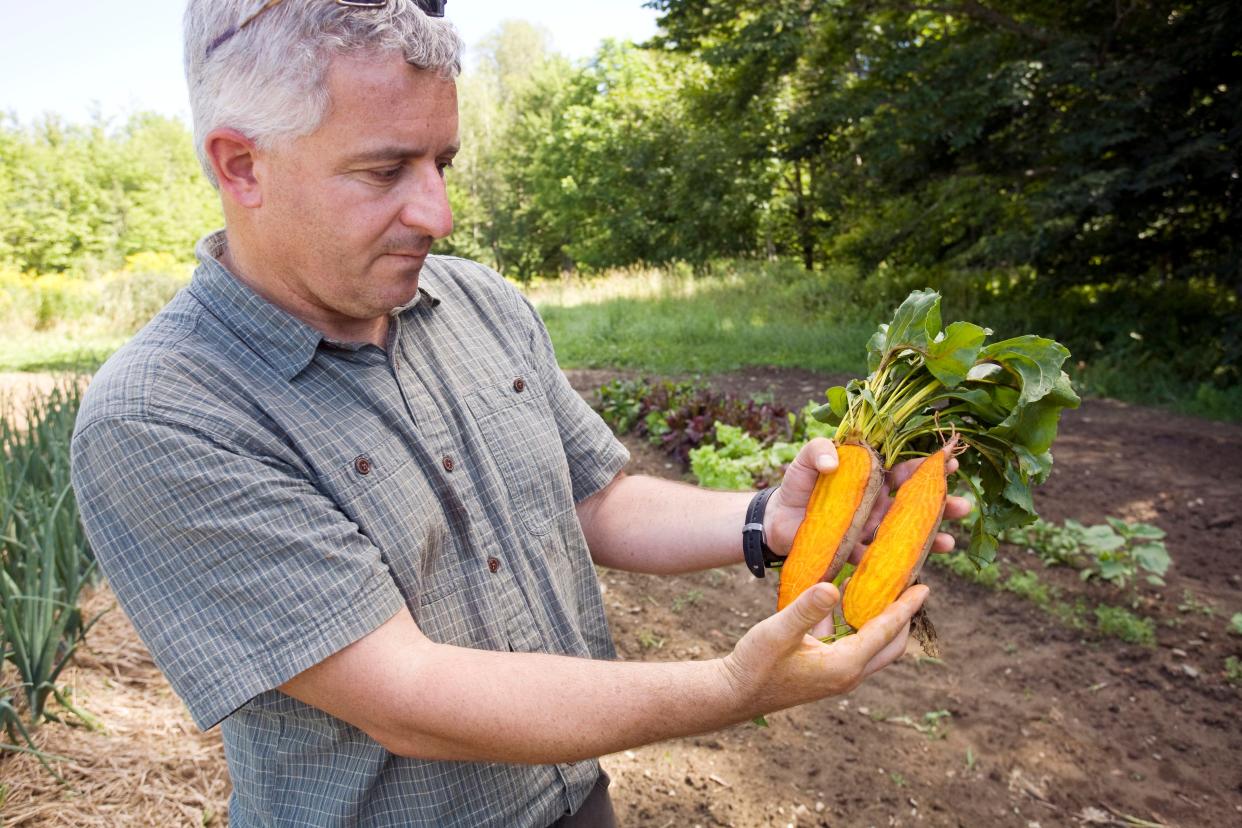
778, 438, 839, 511
860, 621, 912, 678
796, 437, 838, 474
774, 582, 840, 641
943, 494, 971, 520
886, 457, 920, 490
930, 531, 956, 554
844, 584, 928, 663
810, 615, 835, 639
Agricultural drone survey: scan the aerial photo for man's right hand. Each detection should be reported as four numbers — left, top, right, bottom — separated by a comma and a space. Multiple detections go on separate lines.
716, 581, 929, 720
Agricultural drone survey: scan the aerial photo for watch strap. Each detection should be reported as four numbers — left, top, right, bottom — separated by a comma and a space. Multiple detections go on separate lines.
743, 486, 783, 578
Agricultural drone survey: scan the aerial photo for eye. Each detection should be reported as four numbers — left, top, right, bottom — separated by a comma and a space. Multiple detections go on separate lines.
437, 159, 455, 177
369, 166, 403, 183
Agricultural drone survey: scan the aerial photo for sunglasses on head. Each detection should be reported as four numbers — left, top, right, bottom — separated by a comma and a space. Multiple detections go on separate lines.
206, 0, 447, 60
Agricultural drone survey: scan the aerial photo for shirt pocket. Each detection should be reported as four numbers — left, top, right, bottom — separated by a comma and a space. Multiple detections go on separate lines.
466, 369, 574, 536
316, 434, 454, 606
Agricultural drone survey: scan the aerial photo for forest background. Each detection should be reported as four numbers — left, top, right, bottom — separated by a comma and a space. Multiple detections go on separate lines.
0, 0, 1238, 418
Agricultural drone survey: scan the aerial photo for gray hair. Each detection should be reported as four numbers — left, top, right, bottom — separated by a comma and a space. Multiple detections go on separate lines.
184, 0, 464, 186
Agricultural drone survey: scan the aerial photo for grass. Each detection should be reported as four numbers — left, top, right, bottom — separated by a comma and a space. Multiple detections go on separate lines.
0, 331, 126, 374
0, 257, 1237, 422
524, 261, 880, 376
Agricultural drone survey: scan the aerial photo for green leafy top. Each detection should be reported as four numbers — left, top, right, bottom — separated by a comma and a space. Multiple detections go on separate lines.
815, 289, 1081, 565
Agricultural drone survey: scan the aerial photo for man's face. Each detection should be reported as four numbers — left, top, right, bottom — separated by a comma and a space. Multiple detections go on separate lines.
255, 53, 459, 326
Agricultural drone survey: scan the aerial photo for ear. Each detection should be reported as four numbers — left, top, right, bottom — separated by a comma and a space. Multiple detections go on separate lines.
204, 127, 264, 209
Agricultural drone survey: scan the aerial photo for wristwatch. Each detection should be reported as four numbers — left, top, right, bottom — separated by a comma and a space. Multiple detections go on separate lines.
742, 486, 785, 578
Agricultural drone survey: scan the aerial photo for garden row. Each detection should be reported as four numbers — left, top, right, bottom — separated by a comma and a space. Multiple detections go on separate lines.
0, 381, 97, 776
592, 377, 1242, 670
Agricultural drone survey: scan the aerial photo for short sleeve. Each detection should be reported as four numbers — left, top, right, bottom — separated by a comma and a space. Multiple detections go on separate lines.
70, 417, 407, 730
517, 293, 629, 503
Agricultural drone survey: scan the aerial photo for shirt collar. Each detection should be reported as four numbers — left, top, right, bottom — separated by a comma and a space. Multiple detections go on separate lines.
188, 231, 440, 381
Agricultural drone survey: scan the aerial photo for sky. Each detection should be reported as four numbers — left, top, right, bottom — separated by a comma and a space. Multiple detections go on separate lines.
0, 0, 660, 125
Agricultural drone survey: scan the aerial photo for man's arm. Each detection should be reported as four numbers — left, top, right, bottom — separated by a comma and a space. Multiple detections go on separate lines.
577, 438, 971, 575
280, 580, 927, 764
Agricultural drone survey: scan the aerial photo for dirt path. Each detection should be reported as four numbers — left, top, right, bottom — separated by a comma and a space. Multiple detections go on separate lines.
3, 369, 1241, 826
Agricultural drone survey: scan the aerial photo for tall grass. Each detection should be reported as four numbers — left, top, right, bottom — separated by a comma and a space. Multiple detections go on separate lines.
524, 261, 1242, 422
526, 260, 883, 376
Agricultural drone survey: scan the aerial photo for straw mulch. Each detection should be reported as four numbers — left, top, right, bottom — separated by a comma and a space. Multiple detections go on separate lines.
1, 586, 232, 826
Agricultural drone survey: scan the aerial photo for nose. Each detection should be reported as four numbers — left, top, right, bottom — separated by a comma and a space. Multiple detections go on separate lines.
397, 161, 454, 240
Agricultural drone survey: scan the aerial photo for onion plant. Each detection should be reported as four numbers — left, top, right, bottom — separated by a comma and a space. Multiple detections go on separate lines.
1, 379, 100, 759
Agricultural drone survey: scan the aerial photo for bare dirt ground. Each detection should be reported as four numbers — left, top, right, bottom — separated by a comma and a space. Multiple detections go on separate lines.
3, 368, 1241, 827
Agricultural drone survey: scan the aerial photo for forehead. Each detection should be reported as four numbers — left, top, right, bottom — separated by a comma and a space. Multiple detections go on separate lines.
313, 52, 459, 149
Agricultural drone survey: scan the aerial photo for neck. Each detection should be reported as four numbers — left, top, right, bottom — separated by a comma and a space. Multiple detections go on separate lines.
219, 231, 389, 349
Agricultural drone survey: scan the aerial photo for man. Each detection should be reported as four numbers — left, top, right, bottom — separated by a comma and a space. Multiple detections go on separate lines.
70, 2, 968, 826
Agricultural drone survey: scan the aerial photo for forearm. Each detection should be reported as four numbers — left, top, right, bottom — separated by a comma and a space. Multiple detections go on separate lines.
579, 473, 754, 574
383, 638, 748, 764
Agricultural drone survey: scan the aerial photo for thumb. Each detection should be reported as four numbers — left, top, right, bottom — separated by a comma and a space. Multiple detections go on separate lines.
774, 582, 840, 640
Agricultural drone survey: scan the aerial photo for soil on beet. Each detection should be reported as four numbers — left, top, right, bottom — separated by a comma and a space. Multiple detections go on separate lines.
4, 367, 1242, 827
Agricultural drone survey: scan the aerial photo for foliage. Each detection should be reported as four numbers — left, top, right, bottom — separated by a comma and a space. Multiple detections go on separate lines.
1, 381, 99, 760
1004, 517, 1171, 588
932, 552, 1159, 645
1094, 605, 1156, 647
646, 1, 1240, 381
443, 26, 767, 278
0, 112, 220, 274
814, 288, 1080, 565
689, 424, 799, 490
594, 375, 837, 488
1229, 613, 1242, 637
0, 253, 191, 335
1226, 656, 1242, 686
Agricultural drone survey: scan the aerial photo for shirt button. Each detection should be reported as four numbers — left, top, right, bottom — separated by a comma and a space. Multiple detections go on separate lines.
513, 377, 526, 393
442, 455, 455, 472
487, 556, 501, 573
354, 456, 372, 475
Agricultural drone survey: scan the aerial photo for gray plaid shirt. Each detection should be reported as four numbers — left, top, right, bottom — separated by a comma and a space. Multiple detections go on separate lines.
70, 231, 629, 827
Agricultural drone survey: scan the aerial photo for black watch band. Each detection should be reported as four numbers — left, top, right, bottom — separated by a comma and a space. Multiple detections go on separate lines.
743, 486, 784, 579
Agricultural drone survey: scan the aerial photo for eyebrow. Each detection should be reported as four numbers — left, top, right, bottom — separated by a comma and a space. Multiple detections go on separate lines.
344, 144, 460, 164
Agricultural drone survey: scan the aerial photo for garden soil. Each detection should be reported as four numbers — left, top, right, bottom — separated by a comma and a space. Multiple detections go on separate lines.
2, 368, 1241, 827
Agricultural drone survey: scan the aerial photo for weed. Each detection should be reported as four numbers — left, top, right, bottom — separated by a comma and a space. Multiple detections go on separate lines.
1228, 613, 1242, 636
671, 589, 704, 613
934, 552, 1000, 588
1095, 605, 1156, 646
965, 747, 977, 772
1177, 589, 1215, 616
1225, 656, 1242, 686
636, 630, 665, 651
1003, 570, 1051, 607
889, 771, 906, 787
882, 710, 952, 740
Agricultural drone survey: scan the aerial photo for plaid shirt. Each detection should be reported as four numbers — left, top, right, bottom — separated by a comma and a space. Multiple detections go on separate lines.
70, 231, 629, 827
